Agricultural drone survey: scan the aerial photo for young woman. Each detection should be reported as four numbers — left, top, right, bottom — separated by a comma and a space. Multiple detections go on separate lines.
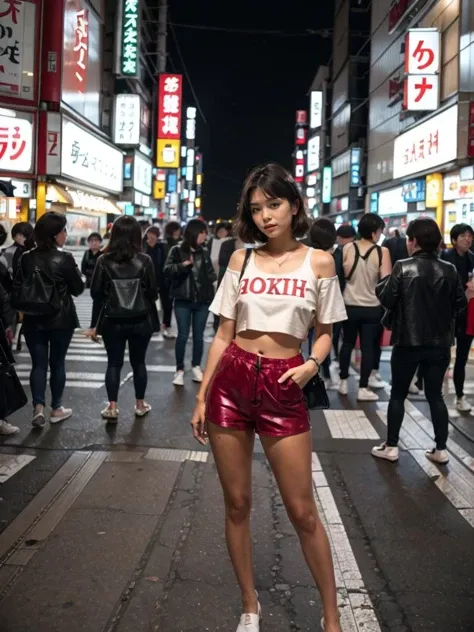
338, 213, 391, 402
164, 219, 216, 387
190, 163, 346, 632
88, 216, 159, 421
13, 212, 84, 428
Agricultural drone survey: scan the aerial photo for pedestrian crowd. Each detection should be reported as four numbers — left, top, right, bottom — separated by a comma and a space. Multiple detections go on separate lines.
0, 163, 473, 632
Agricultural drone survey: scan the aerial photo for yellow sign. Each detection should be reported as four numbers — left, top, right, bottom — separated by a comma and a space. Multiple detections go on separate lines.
156, 139, 180, 169
153, 181, 165, 200
425, 173, 443, 228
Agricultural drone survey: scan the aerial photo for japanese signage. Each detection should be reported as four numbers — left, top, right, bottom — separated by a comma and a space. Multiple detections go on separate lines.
393, 105, 458, 179
61, 118, 124, 193
307, 136, 320, 173
294, 150, 304, 183
444, 174, 474, 201
156, 138, 180, 169
404, 29, 440, 112
113, 94, 141, 145
45, 111, 61, 175
295, 127, 307, 146
389, 0, 421, 34
296, 110, 307, 125
322, 166, 332, 204
157, 74, 183, 140
310, 92, 322, 129
0, 0, 36, 101
468, 102, 474, 159
120, 0, 139, 77
0, 112, 33, 172
350, 148, 361, 187
425, 173, 442, 208
401, 179, 425, 203
186, 106, 196, 140
133, 151, 152, 195
62, 0, 101, 126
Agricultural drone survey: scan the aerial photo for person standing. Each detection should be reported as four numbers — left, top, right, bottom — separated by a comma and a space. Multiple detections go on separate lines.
372, 218, 466, 465
0, 281, 21, 436
338, 213, 392, 401
441, 223, 474, 412
190, 163, 345, 632
12, 212, 84, 428
81, 232, 103, 288
164, 219, 216, 387
1, 222, 34, 275
143, 225, 171, 340
89, 216, 159, 421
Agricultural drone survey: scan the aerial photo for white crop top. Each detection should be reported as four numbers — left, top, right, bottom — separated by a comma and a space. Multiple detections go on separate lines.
209, 248, 347, 339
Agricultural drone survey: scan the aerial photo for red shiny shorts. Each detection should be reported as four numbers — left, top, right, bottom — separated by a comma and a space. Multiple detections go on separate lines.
206, 343, 310, 437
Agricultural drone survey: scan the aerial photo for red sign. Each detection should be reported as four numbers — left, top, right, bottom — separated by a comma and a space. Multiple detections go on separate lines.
295, 127, 307, 146
157, 73, 183, 140
389, 0, 420, 33
296, 110, 307, 125
468, 102, 474, 159
40, 0, 64, 103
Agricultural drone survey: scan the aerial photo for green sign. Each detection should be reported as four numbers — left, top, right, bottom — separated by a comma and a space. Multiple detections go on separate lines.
121, 0, 139, 76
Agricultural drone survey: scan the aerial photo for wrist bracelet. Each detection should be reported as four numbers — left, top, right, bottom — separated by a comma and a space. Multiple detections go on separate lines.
308, 356, 321, 373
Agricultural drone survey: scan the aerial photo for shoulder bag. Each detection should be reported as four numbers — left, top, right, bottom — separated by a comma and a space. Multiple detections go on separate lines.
13, 265, 61, 317
104, 264, 149, 319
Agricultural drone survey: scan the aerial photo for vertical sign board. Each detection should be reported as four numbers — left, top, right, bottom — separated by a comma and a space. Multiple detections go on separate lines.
156, 73, 182, 169
113, 94, 141, 145
121, 0, 140, 77
403, 29, 440, 112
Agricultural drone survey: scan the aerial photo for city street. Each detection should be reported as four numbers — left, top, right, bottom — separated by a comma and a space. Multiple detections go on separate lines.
0, 294, 474, 631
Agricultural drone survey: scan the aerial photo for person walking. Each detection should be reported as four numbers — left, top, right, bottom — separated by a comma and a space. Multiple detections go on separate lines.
1, 221, 34, 275
164, 219, 216, 386
12, 212, 84, 428
338, 213, 392, 401
190, 163, 346, 632
441, 223, 474, 412
88, 216, 159, 421
81, 232, 103, 288
0, 281, 21, 436
372, 218, 467, 465
143, 225, 170, 340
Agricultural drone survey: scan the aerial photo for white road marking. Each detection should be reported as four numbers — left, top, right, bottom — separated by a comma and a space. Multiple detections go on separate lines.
145, 447, 209, 462
16, 371, 104, 381
312, 452, 381, 631
324, 409, 380, 440
20, 380, 103, 389
147, 365, 178, 373
0, 454, 36, 484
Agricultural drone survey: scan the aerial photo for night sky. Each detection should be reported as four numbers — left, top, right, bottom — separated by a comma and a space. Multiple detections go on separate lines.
168, 1, 334, 220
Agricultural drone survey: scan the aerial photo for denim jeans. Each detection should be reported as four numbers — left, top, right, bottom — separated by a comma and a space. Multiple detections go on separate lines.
174, 299, 209, 370
102, 329, 152, 402
453, 332, 474, 398
24, 328, 74, 409
387, 346, 451, 450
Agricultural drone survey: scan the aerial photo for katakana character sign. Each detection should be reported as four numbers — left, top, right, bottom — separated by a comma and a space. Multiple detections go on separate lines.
0, 115, 33, 172
404, 74, 439, 111
157, 74, 183, 141
412, 40, 434, 70
0, 0, 21, 24
405, 28, 440, 74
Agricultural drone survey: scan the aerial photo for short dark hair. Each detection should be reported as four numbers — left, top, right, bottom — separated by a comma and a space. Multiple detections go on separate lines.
87, 232, 102, 242
310, 218, 336, 251
406, 218, 442, 253
12, 221, 33, 240
336, 224, 356, 239
182, 219, 207, 249
358, 213, 385, 240
234, 162, 310, 244
105, 216, 142, 263
164, 221, 181, 239
0, 223, 7, 248
34, 212, 67, 250
450, 223, 474, 244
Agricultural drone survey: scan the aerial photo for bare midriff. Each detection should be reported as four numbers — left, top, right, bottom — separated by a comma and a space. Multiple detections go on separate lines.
235, 330, 302, 359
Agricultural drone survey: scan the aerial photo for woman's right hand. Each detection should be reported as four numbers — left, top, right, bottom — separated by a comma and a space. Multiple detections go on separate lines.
191, 398, 208, 445
182, 258, 193, 267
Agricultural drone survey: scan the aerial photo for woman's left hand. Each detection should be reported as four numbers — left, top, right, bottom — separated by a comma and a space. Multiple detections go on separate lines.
278, 360, 318, 389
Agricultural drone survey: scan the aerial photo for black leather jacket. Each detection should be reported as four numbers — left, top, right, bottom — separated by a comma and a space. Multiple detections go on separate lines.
81, 249, 101, 287
90, 252, 159, 334
15, 247, 84, 330
164, 245, 216, 303
376, 251, 467, 347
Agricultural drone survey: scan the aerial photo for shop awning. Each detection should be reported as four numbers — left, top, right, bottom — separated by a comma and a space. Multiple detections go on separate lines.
46, 184, 122, 215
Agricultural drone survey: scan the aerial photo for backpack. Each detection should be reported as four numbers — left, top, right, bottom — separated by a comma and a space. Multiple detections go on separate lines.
13, 265, 61, 317
105, 265, 149, 319
345, 243, 382, 282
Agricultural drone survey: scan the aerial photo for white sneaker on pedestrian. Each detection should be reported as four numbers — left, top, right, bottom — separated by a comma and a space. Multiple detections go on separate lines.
425, 448, 449, 465
371, 443, 399, 462
173, 371, 185, 386
50, 407, 72, 424
456, 397, 472, 413
0, 420, 20, 435
204, 335, 214, 344
192, 366, 204, 382
368, 373, 386, 389
357, 388, 379, 402
325, 379, 339, 391
338, 379, 348, 396
152, 332, 164, 342
408, 379, 420, 395
236, 600, 262, 632
162, 328, 175, 340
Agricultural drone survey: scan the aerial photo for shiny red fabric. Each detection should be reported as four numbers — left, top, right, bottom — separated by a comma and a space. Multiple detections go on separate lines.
206, 342, 310, 437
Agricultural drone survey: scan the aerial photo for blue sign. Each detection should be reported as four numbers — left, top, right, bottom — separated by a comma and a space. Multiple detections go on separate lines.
167, 172, 177, 193
370, 192, 379, 213
350, 148, 361, 187
402, 179, 425, 203
124, 161, 132, 181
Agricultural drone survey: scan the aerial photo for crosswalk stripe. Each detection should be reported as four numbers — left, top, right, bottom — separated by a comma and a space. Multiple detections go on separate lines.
19, 380, 103, 389
324, 409, 380, 440
16, 353, 112, 362
16, 371, 104, 381
0, 455, 36, 484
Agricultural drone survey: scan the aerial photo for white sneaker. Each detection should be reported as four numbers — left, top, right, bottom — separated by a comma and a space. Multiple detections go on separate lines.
371, 443, 399, 462
0, 420, 20, 435
425, 448, 449, 465
338, 379, 348, 396
456, 397, 472, 413
325, 379, 339, 391
357, 388, 379, 402
50, 407, 72, 424
162, 328, 175, 340
368, 372, 386, 389
173, 371, 185, 386
236, 601, 262, 632
152, 332, 164, 342
204, 335, 214, 344
408, 379, 420, 395
192, 366, 204, 382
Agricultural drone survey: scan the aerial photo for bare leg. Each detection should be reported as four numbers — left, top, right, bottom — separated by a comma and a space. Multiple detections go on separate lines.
208, 422, 258, 614
260, 431, 341, 631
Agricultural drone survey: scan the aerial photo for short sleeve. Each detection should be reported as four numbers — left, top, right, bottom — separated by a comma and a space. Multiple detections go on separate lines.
316, 276, 347, 324
209, 268, 240, 320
